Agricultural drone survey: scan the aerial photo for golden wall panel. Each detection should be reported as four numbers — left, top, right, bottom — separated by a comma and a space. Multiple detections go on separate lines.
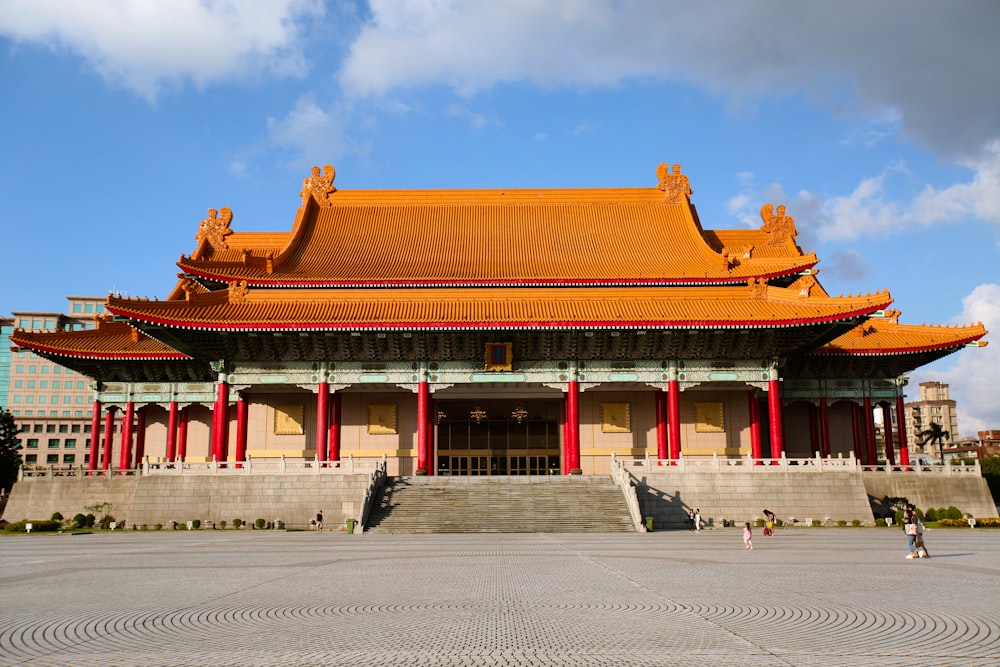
368, 403, 398, 435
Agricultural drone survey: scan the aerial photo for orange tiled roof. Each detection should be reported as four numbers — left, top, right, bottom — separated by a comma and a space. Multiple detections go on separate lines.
106, 283, 891, 331
812, 311, 987, 356
10, 321, 189, 360
177, 185, 817, 287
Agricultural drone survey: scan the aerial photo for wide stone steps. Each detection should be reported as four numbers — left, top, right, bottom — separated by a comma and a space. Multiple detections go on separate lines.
366, 475, 635, 533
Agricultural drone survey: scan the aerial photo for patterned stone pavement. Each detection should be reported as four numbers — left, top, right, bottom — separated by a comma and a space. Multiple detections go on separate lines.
1, 528, 999, 666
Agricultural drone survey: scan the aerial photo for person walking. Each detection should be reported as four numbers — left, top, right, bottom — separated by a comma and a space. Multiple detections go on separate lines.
743, 522, 753, 550
763, 509, 776, 536
315, 511, 324, 533
694, 508, 702, 532
688, 510, 696, 531
903, 506, 918, 558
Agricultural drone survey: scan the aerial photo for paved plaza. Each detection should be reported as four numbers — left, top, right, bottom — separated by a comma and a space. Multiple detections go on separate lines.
1, 528, 999, 666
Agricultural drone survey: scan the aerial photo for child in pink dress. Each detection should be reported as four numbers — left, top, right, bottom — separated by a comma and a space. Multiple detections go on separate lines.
743, 522, 753, 550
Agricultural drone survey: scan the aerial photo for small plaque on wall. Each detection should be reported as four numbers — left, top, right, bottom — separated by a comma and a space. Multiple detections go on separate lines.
274, 404, 305, 435
368, 404, 398, 435
694, 402, 725, 433
601, 402, 631, 433
484, 342, 513, 371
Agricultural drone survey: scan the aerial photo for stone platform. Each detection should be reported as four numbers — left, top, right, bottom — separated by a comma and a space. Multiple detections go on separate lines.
2, 528, 999, 666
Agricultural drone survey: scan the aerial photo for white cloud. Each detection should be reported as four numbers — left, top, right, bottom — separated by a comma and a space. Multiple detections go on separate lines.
265, 95, 350, 168
445, 104, 503, 130
912, 284, 1000, 435
0, 0, 324, 101
339, 1, 1000, 162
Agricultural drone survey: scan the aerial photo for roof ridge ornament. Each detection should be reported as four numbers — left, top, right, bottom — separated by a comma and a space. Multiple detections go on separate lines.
228, 280, 249, 304
656, 163, 693, 204
748, 278, 768, 299
760, 204, 798, 247
301, 164, 337, 205
195, 207, 234, 252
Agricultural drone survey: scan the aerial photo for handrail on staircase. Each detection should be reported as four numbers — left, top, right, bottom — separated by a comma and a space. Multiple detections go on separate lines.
610, 453, 646, 532
358, 454, 388, 532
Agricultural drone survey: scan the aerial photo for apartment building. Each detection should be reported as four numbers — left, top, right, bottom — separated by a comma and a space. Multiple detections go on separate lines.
903, 381, 960, 460
6, 297, 107, 469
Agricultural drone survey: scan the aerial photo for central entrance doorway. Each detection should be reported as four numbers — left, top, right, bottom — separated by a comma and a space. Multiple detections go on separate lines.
435, 399, 562, 475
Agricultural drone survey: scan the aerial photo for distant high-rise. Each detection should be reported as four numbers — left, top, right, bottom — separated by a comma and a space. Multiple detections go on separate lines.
904, 381, 960, 460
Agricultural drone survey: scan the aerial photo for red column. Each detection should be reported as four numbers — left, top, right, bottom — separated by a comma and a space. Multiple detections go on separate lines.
119, 401, 135, 470
566, 380, 580, 473
748, 389, 762, 462
767, 378, 784, 460
863, 395, 877, 464
655, 389, 668, 461
881, 402, 896, 466
315, 382, 328, 463
896, 394, 910, 466
134, 407, 147, 465
88, 400, 102, 472
211, 381, 230, 463
426, 393, 436, 475
329, 392, 342, 462
851, 403, 863, 462
177, 407, 189, 461
417, 381, 429, 474
166, 401, 179, 462
235, 394, 248, 467
667, 379, 681, 461
818, 396, 831, 457
101, 406, 117, 471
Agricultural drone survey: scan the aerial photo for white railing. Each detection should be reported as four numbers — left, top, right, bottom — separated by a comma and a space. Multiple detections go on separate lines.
141, 454, 381, 475
620, 451, 858, 472
860, 460, 982, 475
358, 454, 388, 531
610, 454, 647, 532
17, 456, 382, 480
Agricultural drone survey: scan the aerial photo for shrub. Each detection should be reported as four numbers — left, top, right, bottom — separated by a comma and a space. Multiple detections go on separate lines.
754, 518, 765, 527
154, 523, 162, 531
141, 524, 148, 531
232, 518, 242, 529
71, 513, 87, 529
98, 515, 116, 530
944, 506, 963, 520
219, 520, 227, 529
875, 518, 886, 527
6, 519, 62, 532
836, 520, 847, 527
851, 519, 861, 527
775, 518, 784, 527
191, 519, 201, 530
923, 507, 938, 522
255, 518, 266, 530
85, 513, 96, 528
811, 519, 821, 527
50, 512, 64, 521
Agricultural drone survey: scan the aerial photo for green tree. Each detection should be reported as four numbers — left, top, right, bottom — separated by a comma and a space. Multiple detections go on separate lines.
917, 422, 950, 464
981, 455, 1000, 504
0, 408, 22, 492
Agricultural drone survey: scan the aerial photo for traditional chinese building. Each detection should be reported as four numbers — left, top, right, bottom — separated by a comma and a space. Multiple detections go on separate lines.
10, 163, 988, 478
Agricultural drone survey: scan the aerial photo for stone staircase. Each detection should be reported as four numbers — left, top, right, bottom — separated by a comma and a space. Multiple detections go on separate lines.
366, 475, 635, 533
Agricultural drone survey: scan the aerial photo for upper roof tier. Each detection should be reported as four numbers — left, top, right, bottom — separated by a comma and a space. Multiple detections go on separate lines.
175, 164, 818, 289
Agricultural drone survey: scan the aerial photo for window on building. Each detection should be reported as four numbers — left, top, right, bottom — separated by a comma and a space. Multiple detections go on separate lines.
76, 397, 84, 404
23, 410, 31, 416
73, 303, 82, 313
46, 454, 58, 463
32, 319, 41, 329
71, 425, 80, 433
41, 366, 48, 374
49, 411, 57, 416
25, 454, 37, 464
26, 380, 34, 388
26, 439, 39, 448
48, 439, 59, 448
39, 381, 47, 389
51, 381, 59, 389
64, 439, 76, 449
58, 424, 68, 433
77, 381, 85, 389
38, 396, 46, 404
15, 365, 23, 373
96, 304, 104, 313
44, 319, 55, 329
12, 396, 21, 404
11, 410, 19, 416
14, 380, 22, 388
28, 365, 36, 373
25, 396, 33, 404
84, 425, 91, 433
46, 424, 55, 433
63, 454, 75, 463
84, 303, 94, 313
33, 425, 42, 432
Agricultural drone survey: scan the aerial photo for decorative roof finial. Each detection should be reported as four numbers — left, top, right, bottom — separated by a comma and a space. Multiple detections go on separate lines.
759, 204, 798, 247
656, 163, 693, 204
195, 207, 233, 251
300, 164, 337, 205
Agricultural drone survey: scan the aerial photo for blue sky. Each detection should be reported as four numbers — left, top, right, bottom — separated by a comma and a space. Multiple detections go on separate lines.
1, 1, 998, 435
